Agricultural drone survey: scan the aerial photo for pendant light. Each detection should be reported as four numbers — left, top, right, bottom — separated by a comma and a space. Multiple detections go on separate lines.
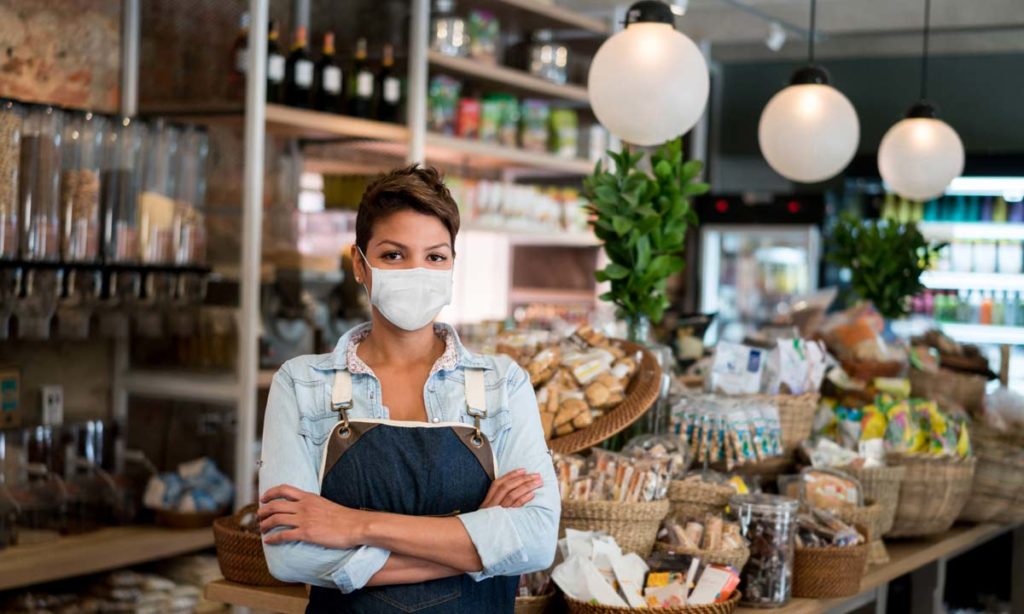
757, 0, 859, 183
588, 0, 709, 146
877, 0, 964, 201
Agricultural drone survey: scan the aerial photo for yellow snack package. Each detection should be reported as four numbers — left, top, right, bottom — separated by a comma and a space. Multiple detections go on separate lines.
956, 421, 972, 458
860, 404, 887, 441
873, 377, 911, 399
883, 400, 926, 453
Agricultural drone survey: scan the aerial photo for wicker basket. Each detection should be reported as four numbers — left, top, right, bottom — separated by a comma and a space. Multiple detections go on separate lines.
909, 368, 987, 414
667, 480, 734, 523
564, 591, 741, 614
747, 393, 819, 455
213, 504, 292, 587
560, 499, 670, 557
841, 465, 905, 537
653, 541, 750, 571
958, 449, 1024, 523
550, 341, 663, 455
840, 358, 905, 382
831, 501, 885, 569
515, 593, 554, 614
792, 543, 869, 599
886, 454, 977, 538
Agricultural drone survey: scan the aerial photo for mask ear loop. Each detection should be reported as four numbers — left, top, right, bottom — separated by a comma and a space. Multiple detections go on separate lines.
355, 246, 372, 296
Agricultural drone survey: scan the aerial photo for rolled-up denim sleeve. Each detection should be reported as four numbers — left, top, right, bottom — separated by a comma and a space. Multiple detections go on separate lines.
259, 367, 390, 592
458, 363, 560, 579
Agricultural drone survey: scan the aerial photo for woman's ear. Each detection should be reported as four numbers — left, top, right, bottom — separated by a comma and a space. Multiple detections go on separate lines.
350, 244, 365, 284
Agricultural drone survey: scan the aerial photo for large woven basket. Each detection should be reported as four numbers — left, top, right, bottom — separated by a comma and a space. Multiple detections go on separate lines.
564, 591, 741, 614
841, 465, 905, 536
515, 593, 554, 614
550, 341, 663, 455
958, 449, 1024, 523
213, 504, 292, 587
746, 393, 819, 455
909, 368, 987, 414
831, 501, 886, 568
886, 454, 977, 538
792, 543, 868, 599
560, 499, 670, 557
667, 480, 734, 522
653, 540, 750, 571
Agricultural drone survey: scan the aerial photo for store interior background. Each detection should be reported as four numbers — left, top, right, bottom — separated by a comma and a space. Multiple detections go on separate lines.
0, 0, 1022, 608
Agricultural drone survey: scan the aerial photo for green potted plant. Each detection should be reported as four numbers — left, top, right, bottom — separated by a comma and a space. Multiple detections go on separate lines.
828, 214, 946, 320
583, 140, 708, 342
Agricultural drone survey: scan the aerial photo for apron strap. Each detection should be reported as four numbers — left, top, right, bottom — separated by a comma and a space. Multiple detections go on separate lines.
464, 368, 487, 447
332, 369, 353, 432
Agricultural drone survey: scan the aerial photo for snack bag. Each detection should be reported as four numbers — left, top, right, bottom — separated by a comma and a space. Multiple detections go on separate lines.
813, 398, 840, 442
884, 400, 926, 453
709, 342, 765, 395
956, 419, 972, 458
836, 406, 863, 449
860, 404, 887, 441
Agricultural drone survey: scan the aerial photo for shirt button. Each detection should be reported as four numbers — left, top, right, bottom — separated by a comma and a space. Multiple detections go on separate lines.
432, 417, 440, 423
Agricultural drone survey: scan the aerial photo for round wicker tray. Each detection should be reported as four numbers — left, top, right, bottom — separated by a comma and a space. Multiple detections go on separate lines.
560, 498, 670, 557
515, 592, 554, 614
564, 591, 741, 614
549, 340, 663, 455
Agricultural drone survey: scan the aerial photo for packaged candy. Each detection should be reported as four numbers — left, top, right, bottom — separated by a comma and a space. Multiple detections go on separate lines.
883, 400, 926, 453
860, 404, 887, 441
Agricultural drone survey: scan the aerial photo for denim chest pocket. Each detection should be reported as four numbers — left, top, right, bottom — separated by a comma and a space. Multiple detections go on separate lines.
294, 380, 336, 445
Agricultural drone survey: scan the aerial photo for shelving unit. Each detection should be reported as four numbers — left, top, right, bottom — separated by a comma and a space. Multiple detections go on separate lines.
922, 271, 1024, 291
122, 370, 240, 403
427, 51, 590, 103
0, 526, 214, 591
918, 221, 1024, 242
457, 0, 609, 35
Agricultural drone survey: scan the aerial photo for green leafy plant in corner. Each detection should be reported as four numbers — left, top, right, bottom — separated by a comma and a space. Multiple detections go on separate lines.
583, 139, 708, 326
828, 213, 946, 320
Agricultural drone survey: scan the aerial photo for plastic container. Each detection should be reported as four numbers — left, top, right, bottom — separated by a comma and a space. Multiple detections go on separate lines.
140, 120, 181, 264
0, 100, 22, 258
731, 493, 799, 608
100, 117, 145, 263
19, 106, 63, 261
61, 111, 105, 262
174, 125, 209, 265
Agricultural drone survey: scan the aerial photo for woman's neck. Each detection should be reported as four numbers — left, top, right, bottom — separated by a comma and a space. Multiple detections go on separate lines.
358, 314, 445, 369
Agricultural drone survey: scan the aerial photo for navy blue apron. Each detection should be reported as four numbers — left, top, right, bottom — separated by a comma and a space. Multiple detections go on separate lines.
306, 368, 518, 613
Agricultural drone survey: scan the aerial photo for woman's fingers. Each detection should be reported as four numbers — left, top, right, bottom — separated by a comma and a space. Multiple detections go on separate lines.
499, 476, 543, 507
261, 484, 308, 503
262, 528, 304, 544
260, 511, 301, 533
481, 469, 526, 507
256, 499, 298, 521
507, 491, 536, 508
492, 471, 538, 500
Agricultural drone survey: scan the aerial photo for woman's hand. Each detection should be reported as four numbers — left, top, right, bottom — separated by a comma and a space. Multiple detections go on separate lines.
258, 484, 368, 549
480, 469, 544, 509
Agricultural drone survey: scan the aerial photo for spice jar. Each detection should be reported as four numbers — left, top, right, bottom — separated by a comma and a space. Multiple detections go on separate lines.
0, 100, 22, 258
19, 105, 63, 261
61, 111, 105, 262
731, 493, 799, 608
100, 116, 145, 263
174, 126, 208, 265
139, 120, 180, 264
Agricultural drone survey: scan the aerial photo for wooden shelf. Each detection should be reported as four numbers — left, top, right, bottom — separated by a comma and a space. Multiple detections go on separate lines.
459, 0, 609, 35
428, 51, 589, 103
509, 287, 596, 304
425, 133, 593, 175
0, 525, 214, 591
123, 370, 239, 404
206, 580, 307, 614
265, 104, 409, 141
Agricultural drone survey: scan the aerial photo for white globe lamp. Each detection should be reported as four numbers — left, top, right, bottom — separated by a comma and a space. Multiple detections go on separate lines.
878, 102, 964, 201
758, 66, 860, 183
588, 0, 709, 146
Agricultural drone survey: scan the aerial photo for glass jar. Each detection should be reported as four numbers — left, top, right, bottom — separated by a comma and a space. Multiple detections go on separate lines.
61, 111, 105, 262
101, 117, 145, 263
528, 30, 569, 85
0, 100, 22, 258
731, 494, 799, 608
174, 125, 209, 265
139, 120, 180, 264
19, 105, 63, 261
430, 0, 468, 57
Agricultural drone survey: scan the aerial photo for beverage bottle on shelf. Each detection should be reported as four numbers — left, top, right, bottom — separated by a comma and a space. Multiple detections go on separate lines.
980, 291, 993, 325
994, 196, 1008, 222
993, 291, 1005, 326
228, 12, 250, 100
913, 199, 924, 222
881, 192, 897, 221
285, 26, 315, 108
897, 196, 912, 224
924, 198, 938, 221
953, 195, 967, 222
1007, 292, 1020, 327
970, 289, 983, 323
266, 21, 286, 103
375, 44, 403, 123
1009, 199, 1024, 223
314, 33, 344, 113
348, 38, 375, 118
956, 290, 970, 322
981, 196, 995, 222
923, 289, 934, 317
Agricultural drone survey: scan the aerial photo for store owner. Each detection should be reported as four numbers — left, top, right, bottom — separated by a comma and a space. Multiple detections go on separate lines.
257, 165, 559, 613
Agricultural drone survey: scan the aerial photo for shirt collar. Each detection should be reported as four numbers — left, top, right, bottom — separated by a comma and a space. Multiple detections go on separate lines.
318, 322, 493, 373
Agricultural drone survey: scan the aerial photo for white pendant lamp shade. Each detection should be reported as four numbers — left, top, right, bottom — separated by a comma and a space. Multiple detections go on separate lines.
588, 16, 709, 146
878, 114, 964, 201
758, 82, 859, 183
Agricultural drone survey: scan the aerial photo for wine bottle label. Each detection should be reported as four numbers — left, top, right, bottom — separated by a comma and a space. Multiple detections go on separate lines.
235, 49, 248, 73
384, 77, 401, 104
295, 59, 314, 88
268, 55, 285, 82
323, 66, 342, 94
357, 72, 374, 98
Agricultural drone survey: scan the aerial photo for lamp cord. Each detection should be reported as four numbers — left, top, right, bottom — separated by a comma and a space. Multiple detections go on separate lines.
808, 0, 817, 64
921, 0, 931, 100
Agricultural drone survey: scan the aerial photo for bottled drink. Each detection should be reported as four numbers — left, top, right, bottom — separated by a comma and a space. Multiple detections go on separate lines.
228, 12, 250, 101
992, 291, 1004, 326
285, 26, 315, 108
266, 21, 286, 104
980, 291, 992, 325
375, 44, 402, 123
314, 33, 343, 113
1009, 292, 1021, 327
348, 38, 375, 118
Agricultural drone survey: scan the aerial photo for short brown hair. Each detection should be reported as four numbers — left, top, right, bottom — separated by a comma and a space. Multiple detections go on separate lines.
355, 165, 460, 254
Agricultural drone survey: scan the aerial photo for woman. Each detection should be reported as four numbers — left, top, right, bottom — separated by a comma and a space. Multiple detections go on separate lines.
257, 165, 560, 613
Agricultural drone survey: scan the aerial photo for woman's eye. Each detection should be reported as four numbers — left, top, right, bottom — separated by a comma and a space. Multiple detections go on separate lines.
382, 251, 402, 261
427, 254, 448, 263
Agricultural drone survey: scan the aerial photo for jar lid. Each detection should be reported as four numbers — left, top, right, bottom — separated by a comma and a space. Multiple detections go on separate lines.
730, 493, 799, 513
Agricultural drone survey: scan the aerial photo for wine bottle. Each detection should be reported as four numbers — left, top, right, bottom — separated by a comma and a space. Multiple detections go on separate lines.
266, 21, 286, 103
285, 25, 315, 108
375, 44, 402, 123
314, 33, 344, 113
228, 12, 250, 101
348, 38, 375, 118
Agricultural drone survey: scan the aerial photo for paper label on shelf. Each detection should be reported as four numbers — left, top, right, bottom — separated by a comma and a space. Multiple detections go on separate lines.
235, 49, 247, 73
295, 59, 314, 88
357, 72, 374, 98
384, 77, 401, 103
323, 66, 342, 94
267, 55, 285, 82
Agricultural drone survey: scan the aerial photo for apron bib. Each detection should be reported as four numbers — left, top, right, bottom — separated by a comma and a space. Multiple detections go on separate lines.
305, 368, 518, 614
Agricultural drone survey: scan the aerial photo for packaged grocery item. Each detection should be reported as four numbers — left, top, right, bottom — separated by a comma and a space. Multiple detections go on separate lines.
519, 99, 550, 152
884, 399, 926, 453
427, 75, 462, 134
455, 97, 481, 139
549, 108, 578, 159
800, 468, 862, 510
466, 10, 499, 62
687, 565, 740, 605
479, 95, 503, 142
709, 342, 765, 395
732, 494, 799, 608
795, 509, 864, 548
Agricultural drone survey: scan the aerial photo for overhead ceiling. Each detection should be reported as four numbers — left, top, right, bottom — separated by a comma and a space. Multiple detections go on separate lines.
561, 0, 1024, 62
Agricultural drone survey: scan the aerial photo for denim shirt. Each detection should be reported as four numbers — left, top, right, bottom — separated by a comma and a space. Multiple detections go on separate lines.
259, 322, 560, 593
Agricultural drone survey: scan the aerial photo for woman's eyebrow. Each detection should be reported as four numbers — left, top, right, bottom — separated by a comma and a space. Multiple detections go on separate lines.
376, 239, 407, 249
427, 243, 452, 251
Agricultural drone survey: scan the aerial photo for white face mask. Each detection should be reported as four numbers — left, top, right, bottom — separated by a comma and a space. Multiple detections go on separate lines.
359, 248, 454, 331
